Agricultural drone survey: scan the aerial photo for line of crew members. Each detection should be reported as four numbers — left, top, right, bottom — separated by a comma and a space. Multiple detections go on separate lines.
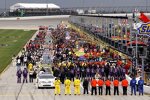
54, 77, 144, 96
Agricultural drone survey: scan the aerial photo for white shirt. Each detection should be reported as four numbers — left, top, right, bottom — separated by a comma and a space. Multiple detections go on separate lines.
24, 57, 27, 62
17, 59, 21, 64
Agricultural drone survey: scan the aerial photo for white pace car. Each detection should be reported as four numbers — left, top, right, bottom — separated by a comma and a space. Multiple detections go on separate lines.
36, 73, 55, 88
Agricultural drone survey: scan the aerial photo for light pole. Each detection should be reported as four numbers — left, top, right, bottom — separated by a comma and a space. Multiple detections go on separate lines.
135, 9, 138, 76
110, 18, 113, 38
125, 19, 128, 45
121, 19, 123, 50
105, 18, 107, 37
46, 0, 48, 15
4, 0, 7, 15
106, 18, 108, 37
113, 20, 115, 37
141, 57, 145, 80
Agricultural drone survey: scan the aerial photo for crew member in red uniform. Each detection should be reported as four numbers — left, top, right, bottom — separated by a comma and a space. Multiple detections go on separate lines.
122, 77, 128, 95
105, 78, 111, 95
91, 77, 97, 95
97, 78, 104, 95
113, 78, 119, 95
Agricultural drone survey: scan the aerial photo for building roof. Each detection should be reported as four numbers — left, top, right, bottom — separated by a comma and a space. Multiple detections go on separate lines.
10, 3, 60, 11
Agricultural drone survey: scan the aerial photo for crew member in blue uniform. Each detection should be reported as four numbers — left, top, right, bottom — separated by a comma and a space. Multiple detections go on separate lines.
130, 77, 137, 95
138, 77, 144, 95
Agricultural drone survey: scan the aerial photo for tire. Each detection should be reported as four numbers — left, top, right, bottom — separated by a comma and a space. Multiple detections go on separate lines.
38, 86, 41, 89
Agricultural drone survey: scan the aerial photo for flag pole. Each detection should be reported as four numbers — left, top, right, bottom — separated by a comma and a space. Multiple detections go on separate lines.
46, 0, 48, 15
135, 9, 138, 76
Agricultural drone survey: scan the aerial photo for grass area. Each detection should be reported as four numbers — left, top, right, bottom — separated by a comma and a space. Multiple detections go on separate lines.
0, 29, 36, 73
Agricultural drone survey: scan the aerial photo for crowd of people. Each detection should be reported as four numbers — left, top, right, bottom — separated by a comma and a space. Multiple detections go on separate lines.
51, 23, 132, 83
16, 29, 47, 83
15, 22, 145, 96
51, 23, 145, 96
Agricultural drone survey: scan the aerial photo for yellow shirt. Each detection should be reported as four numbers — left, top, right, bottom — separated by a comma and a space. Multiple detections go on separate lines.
74, 79, 80, 86
65, 79, 71, 86
68, 62, 71, 66
54, 80, 61, 86
58, 63, 61, 67
28, 63, 33, 71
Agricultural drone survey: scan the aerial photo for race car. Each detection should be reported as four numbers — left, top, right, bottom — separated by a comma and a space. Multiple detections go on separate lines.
36, 73, 55, 89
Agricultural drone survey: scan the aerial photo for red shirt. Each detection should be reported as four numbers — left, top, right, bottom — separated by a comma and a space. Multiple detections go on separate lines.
105, 80, 111, 87
91, 79, 97, 87
122, 79, 128, 87
98, 80, 104, 86
113, 80, 119, 86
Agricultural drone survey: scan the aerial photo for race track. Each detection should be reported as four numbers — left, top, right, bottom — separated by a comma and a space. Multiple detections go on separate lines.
0, 16, 69, 30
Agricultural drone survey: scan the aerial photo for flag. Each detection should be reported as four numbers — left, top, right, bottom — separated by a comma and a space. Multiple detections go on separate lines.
133, 22, 142, 30
122, 19, 128, 25
139, 12, 150, 23
75, 48, 85, 56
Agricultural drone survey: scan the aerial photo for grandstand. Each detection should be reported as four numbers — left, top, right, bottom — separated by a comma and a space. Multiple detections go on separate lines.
8, 3, 78, 16
9, 3, 61, 16
10, 3, 60, 11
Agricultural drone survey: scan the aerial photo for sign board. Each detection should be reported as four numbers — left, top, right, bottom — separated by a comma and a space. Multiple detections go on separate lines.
138, 23, 150, 34
109, 60, 117, 63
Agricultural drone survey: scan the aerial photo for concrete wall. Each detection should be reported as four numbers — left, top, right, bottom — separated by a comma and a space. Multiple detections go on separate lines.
0, 15, 70, 30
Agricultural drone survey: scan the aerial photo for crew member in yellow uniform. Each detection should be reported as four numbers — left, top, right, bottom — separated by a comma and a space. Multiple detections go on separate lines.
64, 78, 71, 95
28, 62, 33, 72
54, 78, 61, 95
74, 77, 81, 95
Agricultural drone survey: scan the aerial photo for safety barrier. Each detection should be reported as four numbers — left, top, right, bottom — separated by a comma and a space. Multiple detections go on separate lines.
144, 72, 150, 86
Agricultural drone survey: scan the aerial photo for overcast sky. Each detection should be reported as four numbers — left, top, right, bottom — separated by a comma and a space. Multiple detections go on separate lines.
0, 0, 149, 9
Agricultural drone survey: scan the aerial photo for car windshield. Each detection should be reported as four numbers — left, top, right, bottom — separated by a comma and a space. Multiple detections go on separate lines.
39, 74, 54, 79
